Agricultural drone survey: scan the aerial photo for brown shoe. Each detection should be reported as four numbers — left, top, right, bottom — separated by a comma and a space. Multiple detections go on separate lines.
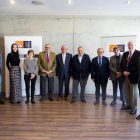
57, 97, 62, 101
121, 105, 131, 110
81, 99, 86, 103
130, 109, 137, 115
65, 97, 69, 101
40, 98, 45, 102
70, 100, 76, 104
102, 100, 107, 106
136, 115, 140, 120
94, 100, 99, 105
49, 98, 54, 101
0, 100, 5, 104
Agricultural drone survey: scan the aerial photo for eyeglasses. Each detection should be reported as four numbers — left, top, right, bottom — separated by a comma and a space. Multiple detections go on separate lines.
97, 51, 103, 53
45, 47, 51, 49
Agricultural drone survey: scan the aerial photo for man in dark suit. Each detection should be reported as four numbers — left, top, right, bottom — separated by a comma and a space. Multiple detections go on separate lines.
70, 47, 91, 104
120, 41, 140, 115
56, 45, 72, 101
91, 48, 110, 106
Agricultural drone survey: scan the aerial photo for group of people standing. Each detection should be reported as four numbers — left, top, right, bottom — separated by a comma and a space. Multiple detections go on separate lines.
0, 41, 140, 120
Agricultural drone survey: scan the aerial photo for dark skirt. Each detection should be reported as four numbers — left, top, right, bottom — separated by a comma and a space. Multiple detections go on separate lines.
10, 66, 22, 103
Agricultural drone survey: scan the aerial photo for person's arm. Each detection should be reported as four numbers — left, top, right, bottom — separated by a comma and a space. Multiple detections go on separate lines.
24, 59, 31, 75
107, 58, 110, 78
55, 55, 59, 77
88, 56, 91, 74
37, 53, 44, 72
51, 53, 56, 72
91, 59, 94, 79
6, 54, 10, 71
0, 54, 2, 70
70, 56, 74, 78
33, 59, 38, 75
119, 52, 125, 74
109, 57, 117, 74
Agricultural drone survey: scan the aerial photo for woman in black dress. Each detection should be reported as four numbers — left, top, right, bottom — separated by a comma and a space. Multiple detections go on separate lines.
6, 43, 22, 103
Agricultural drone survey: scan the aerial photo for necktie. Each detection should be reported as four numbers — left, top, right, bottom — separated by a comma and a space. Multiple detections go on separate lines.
62, 54, 65, 64
99, 57, 101, 67
126, 52, 131, 70
46, 53, 49, 63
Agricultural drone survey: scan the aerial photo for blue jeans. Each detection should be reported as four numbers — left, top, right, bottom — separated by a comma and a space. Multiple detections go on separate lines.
112, 79, 125, 102
0, 74, 2, 101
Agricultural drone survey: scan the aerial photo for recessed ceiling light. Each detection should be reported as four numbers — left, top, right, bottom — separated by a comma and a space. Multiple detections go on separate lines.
67, 0, 72, 4
125, 1, 131, 4
9, 0, 15, 4
32, 0, 46, 5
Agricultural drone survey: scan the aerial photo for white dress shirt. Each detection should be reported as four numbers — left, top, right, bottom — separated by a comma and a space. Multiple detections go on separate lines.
78, 54, 84, 63
62, 53, 66, 64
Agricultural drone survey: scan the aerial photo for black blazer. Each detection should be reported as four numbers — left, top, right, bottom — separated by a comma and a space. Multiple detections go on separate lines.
70, 54, 91, 79
120, 50, 140, 84
56, 53, 72, 79
91, 56, 110, 82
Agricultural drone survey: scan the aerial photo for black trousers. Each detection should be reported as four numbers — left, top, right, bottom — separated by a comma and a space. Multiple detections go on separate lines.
59, 75, 70, 98
40, 75, 54, 98
112, 79, 125, 102
95, 77, 108, 101
24, 75, 37, 100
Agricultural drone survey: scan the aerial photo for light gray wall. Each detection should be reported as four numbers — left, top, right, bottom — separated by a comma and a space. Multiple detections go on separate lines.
0, 15, 140, 94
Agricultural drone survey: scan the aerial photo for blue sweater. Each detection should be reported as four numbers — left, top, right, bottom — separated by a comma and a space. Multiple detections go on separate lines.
0, 54, 2, 73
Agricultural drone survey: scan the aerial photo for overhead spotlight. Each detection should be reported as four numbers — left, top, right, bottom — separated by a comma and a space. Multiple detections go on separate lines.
67, 0, 72, 4
32, 0, 46, 5
125, 1, 131, 4
9, 0, 15, 4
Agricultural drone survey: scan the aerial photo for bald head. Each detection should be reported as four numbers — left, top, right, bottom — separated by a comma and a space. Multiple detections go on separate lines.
45, 44, 51, 53
127, 41, 136, 52
61, 45, 67, 54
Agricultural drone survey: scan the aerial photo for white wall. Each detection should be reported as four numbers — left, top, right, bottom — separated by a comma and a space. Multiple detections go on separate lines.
0, 15, 140, 94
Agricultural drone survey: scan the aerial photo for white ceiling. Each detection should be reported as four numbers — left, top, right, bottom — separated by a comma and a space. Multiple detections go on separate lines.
0, 0, 140, 16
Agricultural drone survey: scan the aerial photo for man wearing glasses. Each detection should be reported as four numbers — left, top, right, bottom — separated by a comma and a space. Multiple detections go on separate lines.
91, 48, 110, 106
37, 44, 56, 102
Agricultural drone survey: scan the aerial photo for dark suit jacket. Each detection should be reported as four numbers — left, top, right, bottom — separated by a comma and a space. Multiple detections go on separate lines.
70, 54, 91, 79
120, 50, 140, 84
56, 53, 72, 79
91, 56, 110, 82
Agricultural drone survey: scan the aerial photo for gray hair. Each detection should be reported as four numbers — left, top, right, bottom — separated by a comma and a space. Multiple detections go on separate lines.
97, 48, 104, 53
78, 46, 84, 51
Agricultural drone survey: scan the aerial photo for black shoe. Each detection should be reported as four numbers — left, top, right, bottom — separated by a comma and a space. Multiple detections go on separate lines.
0, 100, 5, 104
49, 98, 54, 101
94, 100, 99, 105
110, 100, 117, 106
31, 100, 35, 104
70, 100, 76, 104
25, 100, 29, 104
17, 101, 21, 104
122, 101, 126, 107
121, 105, 131, 110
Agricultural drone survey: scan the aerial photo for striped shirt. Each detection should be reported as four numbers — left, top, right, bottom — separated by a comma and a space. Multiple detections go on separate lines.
24, 58, 38, 75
